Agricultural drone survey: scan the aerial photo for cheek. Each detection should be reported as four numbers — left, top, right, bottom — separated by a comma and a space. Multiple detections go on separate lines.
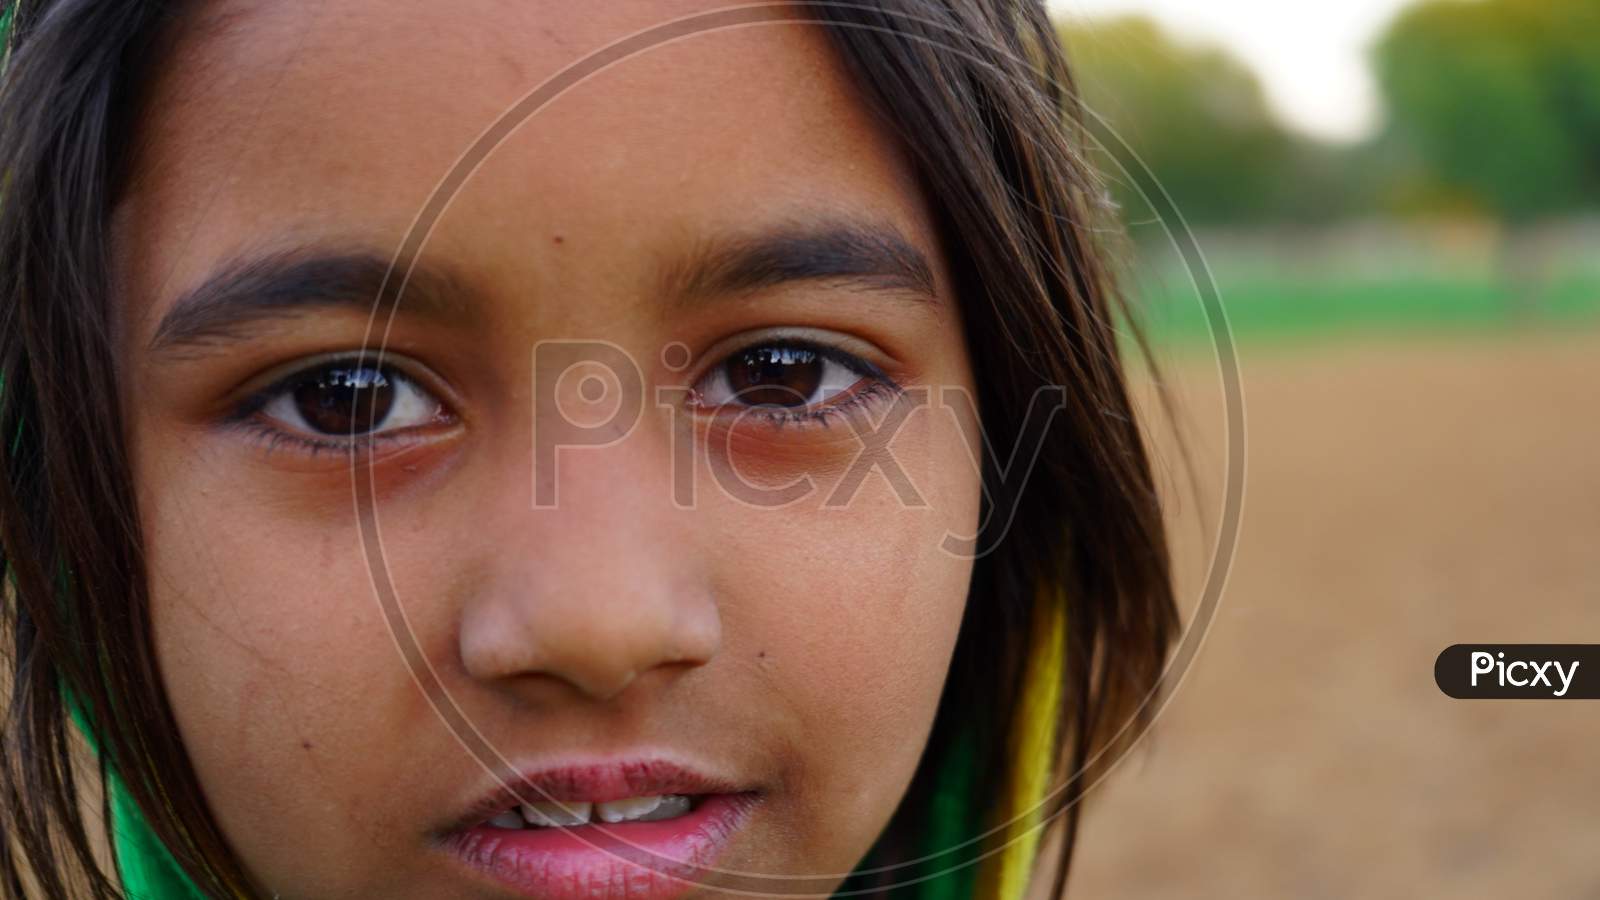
702, 403, 979, 865
139, 446, 431, 892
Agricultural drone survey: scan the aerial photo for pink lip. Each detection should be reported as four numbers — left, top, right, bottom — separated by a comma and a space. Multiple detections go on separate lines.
438, 759, 760, 900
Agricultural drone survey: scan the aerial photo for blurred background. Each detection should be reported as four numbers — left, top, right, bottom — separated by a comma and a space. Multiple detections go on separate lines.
1043, 0, 1600, 896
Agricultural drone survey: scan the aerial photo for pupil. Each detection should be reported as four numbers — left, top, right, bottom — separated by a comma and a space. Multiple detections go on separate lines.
727, 346, 822, 407
292, 367, 394, 434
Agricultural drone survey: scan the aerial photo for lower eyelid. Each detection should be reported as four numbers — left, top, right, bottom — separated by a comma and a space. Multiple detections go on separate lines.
229, 415, 458, 470
718, 379, 901, 430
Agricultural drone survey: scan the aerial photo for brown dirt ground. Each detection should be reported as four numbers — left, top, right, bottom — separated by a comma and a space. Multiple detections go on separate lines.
1064, 329, 1600, 898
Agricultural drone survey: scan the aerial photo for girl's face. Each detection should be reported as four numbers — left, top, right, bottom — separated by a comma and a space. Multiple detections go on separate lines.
113, 2, 979, 897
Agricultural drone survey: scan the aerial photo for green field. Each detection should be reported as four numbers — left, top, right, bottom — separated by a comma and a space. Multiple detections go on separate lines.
1129, 269, 1600, 344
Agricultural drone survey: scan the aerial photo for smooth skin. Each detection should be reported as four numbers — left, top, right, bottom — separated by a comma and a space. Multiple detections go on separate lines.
112, 1, 981, 896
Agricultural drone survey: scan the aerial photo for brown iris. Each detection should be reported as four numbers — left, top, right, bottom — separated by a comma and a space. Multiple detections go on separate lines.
291, 366, 394, 434
726, 346, 822, 407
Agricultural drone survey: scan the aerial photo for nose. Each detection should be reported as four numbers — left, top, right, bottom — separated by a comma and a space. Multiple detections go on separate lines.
456, 433, 721, 702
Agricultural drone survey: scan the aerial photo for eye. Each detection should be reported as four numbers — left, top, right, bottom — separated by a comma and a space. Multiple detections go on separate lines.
693, 341, 876, 411
244, 359, 448, 442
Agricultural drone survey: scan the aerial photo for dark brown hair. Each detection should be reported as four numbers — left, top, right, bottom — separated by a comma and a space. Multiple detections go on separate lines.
0, 1, 1175, 897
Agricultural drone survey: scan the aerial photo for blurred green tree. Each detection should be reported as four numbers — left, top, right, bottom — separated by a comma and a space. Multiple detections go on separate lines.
1373, 0, 1600, 219
1058, 16, 1359, 225
1374, 0, 1600, 310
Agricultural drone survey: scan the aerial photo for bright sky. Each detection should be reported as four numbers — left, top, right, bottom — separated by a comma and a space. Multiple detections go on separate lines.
1050, 0, 1419, 143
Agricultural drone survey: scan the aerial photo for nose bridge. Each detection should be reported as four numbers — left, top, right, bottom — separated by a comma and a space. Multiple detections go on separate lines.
458, 423, 721, 701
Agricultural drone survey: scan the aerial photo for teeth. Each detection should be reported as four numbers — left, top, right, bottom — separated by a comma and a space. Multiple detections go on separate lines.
520, 800, 592, 827
636, 795, 693, 822
596, 795, 662, 823
488, 810, 525, 829
496, 795, 697, 829
597, 794, 693, 824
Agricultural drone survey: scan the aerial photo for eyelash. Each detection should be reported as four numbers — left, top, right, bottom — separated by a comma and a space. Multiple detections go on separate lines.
234, 424, 344, 459
735, 380, 899, 429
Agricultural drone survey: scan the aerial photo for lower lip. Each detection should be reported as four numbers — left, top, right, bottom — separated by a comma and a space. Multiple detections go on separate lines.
443, 793, 760, 900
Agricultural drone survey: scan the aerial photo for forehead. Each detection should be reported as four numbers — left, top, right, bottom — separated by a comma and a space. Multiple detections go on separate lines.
115, 0, 936, 338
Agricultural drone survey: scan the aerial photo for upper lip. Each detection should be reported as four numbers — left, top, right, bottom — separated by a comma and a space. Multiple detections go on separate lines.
441, 756, 749, 835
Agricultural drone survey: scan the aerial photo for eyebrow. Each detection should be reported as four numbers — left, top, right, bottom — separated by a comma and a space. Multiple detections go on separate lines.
659, 219, 939, 307
147, 251, 474, 357
147, 219, 939, 358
